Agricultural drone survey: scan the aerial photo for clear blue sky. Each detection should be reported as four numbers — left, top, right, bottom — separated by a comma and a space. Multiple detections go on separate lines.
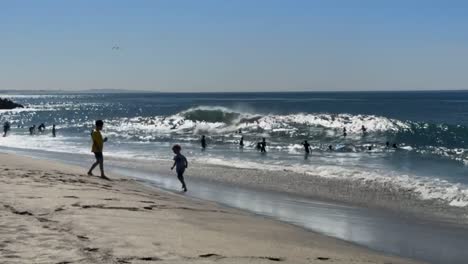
1, 0, 467, 92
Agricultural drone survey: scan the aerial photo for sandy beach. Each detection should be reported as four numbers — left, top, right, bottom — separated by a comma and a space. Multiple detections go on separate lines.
0, 153, 421, 264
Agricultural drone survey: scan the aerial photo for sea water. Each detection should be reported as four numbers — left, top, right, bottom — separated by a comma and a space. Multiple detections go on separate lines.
1, 91, 468, 207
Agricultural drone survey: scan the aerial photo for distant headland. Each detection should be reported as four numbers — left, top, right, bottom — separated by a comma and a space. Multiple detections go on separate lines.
0, 98, 23, 109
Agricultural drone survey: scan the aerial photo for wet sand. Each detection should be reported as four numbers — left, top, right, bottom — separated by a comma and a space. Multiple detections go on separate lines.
115, 158, 468, 224
0, 153, 421, 264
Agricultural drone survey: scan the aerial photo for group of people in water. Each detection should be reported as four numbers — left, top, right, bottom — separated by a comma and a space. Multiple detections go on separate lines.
2, 122, 56, 137
29, 123, 56, 137
2, 120, 399, 193
198, 124, 399, 155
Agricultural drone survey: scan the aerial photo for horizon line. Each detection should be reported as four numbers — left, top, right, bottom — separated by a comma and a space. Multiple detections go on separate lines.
2, 88, 468, 94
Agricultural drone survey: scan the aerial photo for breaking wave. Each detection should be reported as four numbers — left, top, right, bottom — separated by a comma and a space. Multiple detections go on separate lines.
108, 106, 408, 135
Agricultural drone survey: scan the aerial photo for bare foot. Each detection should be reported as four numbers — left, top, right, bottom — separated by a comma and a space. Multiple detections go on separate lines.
87, 172, 94, 176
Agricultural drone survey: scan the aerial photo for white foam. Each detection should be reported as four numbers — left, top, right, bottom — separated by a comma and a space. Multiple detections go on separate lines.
195, 156, 468, 208
103, 106, 409, 138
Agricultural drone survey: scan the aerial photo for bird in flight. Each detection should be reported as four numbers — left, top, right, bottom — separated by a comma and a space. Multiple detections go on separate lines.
112, 46, 120, 50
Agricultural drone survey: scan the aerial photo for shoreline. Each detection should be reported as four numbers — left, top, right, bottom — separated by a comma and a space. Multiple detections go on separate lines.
2, 145, 468, 225
107, 156, 468, 225
0, 152, 421, 264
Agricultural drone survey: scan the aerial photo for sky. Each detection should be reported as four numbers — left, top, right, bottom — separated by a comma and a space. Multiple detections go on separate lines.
1, 0, 468, 92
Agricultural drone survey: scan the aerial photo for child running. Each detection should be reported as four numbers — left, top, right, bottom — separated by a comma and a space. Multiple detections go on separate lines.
171, 144, 188, 192
87, 120, 109, 180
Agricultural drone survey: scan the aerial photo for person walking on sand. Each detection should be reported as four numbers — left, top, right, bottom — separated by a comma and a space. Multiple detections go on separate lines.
52, 124, 56, 137
201, 135, 207, 150
171, 144, 188, 192
87, 120, 109, 180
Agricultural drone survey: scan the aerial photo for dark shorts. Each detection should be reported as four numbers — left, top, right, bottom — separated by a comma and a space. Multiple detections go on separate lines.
94, 152, 103, 161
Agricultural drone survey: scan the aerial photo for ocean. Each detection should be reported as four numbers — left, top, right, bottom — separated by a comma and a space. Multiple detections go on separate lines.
1, 91, 468, 208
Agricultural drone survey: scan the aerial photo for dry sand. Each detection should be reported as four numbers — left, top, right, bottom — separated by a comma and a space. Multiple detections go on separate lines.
0, 153, 422, 264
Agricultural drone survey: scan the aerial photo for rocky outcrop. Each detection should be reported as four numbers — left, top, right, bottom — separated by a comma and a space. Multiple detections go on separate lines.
0, 98, 24, 109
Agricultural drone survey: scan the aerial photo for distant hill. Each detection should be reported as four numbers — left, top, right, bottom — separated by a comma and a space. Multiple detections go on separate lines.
76, 89, 153, 94
0, 98, 23, 109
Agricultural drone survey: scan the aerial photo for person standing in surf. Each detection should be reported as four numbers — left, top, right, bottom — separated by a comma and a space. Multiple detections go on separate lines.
260, 137, 267, 153
52, 124, 56, 137
303, 140, 311, 154
3, 121, 10, 137
29, 125, 36, 135
201, 135, 207, 150
171, 144, 188, 192
239, 136, 244, 148
87, 120, 109, 180
38, 123, 45, 133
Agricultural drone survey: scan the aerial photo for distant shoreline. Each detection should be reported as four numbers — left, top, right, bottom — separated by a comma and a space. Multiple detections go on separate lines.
2, 89, 468, 95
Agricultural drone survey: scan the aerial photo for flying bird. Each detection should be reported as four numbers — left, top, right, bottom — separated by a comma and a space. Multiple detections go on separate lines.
112, 46, 120, 50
